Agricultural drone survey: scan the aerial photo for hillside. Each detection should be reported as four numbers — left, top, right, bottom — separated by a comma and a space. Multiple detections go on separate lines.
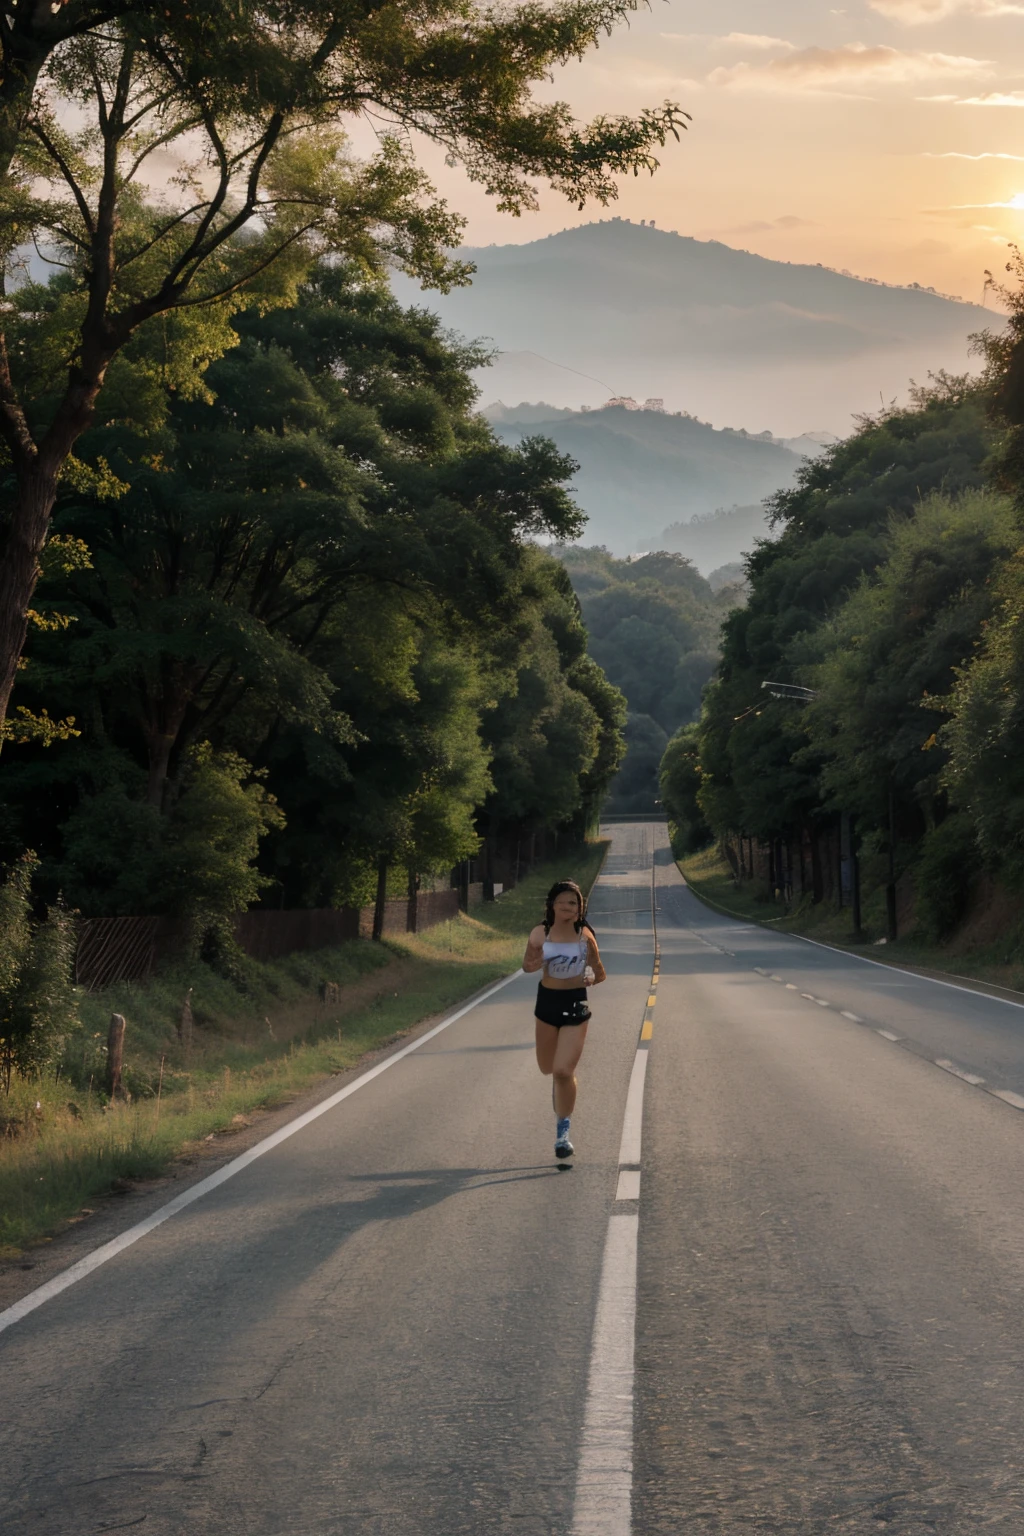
555, 547, 741, 812
486, 402, 801, 554
391, 221, 996, 435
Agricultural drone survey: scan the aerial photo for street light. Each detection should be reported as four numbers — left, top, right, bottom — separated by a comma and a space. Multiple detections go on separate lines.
761, 680, 818, 701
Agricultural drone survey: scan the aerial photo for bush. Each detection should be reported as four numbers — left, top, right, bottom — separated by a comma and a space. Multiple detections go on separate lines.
914, 813, 982, 942
0, 853, 80, 1092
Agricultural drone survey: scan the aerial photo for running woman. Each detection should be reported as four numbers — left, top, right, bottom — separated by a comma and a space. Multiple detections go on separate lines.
523, 879, 606, 1159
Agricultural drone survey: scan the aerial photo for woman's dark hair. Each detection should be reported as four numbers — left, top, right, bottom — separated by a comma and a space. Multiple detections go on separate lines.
544, 879, 586, 934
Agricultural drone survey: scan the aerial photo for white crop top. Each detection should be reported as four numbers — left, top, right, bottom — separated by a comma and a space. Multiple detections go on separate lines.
542, 937, 588, 980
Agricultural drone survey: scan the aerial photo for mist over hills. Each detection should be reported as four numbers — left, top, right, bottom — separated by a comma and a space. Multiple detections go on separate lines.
391, 221, 995, 436
485, 401, 802, 558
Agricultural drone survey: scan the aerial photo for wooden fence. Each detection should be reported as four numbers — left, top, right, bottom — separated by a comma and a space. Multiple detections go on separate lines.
75, 889, 461, 991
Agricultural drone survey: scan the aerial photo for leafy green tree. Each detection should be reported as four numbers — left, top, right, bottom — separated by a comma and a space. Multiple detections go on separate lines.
5, 267, 613, 920
660, 722, 710, 854
694, 378, 995, 846
0, 2, 688, 743
558, 546, 724, 811
942, 547, 1024, 889
482, 552, 609, 836
802, 490, 1016, 831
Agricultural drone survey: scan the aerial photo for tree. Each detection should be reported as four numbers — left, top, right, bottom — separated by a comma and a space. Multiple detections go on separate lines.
557, 545, 725, 810
0, 2, 688, 744
694, 377, 995, 848
4, 266, 610, 919
802, 490, 1016, 831
659, 721, 710, 855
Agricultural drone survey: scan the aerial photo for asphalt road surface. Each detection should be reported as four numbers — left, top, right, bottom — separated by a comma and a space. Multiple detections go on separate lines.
5, 822, 1024, 1534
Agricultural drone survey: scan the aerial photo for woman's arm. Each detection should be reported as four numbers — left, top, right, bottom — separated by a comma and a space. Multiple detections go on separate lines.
586, 934, 607, 985
523, 924, 546, 973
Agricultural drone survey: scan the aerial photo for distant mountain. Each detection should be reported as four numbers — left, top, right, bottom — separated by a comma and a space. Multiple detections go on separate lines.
657, 504, 774, 574
485, 401, 801, 556
391, 221, 997, 435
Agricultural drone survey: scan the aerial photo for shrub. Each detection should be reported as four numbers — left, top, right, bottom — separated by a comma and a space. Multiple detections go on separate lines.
0, 854, 80, 1091
914, 813, 982, 942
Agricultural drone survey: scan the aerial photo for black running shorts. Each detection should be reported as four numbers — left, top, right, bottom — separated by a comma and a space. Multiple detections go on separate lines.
535, 984, 591, 1028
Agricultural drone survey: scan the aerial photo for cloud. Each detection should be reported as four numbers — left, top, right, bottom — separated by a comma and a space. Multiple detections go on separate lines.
922, 89, 1024, 105
870, 0, 1024, 21
922, 150, 1024, 158
718, 33, 795, 50
658, 32, 795, 49
710, 43, 991, 90
946, 192, 1024, 207
713, 215, 819, 235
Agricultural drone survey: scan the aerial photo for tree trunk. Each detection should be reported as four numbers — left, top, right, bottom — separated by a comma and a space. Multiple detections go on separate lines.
836, 815, 844, 909
886, 787, 898, 942
810, 830, 824, 904
850, 815, 864, 939
0, 463, 60, 745
372, 858, 388, 942
406, 868, 419, 934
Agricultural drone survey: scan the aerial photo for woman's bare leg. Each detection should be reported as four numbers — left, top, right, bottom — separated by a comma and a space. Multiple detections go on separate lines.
551, 1021, 588, 1118
535, 1018, 559, 1078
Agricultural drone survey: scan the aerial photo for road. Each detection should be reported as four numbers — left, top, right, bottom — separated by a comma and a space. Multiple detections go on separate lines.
4, 822, 1024, 1533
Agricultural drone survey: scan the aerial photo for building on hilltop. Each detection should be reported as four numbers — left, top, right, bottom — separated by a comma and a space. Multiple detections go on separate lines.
605, 396, 640, 410
643, 398, 665, 413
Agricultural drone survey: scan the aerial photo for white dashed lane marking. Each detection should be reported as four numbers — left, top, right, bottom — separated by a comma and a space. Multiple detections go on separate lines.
936, 1059, 986, 1086
615, 1169, 641, 1202
743, 948, 1024, 1120
993, 1089, 1024, 1110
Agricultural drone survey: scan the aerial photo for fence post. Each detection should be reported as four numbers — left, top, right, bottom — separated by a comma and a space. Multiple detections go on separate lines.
106, 1013, 126, 1100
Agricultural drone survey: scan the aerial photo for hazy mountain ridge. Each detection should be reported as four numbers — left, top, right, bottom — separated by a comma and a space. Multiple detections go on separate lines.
485, 401, 802, 556
392, 221, 996, 434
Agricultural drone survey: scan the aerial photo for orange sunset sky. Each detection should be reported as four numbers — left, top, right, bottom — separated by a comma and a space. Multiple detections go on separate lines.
422, 0, 1024, 299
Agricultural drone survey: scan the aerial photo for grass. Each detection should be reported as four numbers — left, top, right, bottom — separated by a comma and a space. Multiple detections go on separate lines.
0, 842, 607, 1257
680, 843, 1024, 994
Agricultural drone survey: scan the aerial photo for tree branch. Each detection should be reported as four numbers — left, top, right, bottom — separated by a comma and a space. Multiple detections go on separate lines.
26, 118, 95, 234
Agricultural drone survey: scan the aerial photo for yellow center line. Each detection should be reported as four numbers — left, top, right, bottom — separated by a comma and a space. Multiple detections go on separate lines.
647, 994, 657, 1007
641, 1019, 653, 1041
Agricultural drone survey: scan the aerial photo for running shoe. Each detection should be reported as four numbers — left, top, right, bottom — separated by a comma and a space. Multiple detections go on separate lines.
555, 1118, 574, 1159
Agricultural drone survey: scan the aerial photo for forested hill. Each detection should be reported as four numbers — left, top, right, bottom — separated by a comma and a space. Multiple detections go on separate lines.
487, 403, 801, 556
391, 221, 994, 434
556, 548, 742, 813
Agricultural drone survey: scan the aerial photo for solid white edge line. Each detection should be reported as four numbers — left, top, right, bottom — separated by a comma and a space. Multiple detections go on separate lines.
571, 1211, 639, 1536
785, 930, 1024, 1011
0, 969, 524, 1339
617, 1051, 649, 1168
876, 1029, 901, 1041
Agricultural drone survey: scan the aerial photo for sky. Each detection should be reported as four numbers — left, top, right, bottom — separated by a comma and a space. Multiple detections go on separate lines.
416, 0, 1024, 302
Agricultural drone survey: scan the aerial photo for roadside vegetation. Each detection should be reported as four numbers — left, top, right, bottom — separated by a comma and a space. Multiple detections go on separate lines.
557, 547, 741, 814
679, 844, 1024, 995
663, 254, 1024, 979
0, 843, 606, 1258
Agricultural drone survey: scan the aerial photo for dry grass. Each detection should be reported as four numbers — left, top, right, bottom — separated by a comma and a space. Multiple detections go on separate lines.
0, 842, 607, 1256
